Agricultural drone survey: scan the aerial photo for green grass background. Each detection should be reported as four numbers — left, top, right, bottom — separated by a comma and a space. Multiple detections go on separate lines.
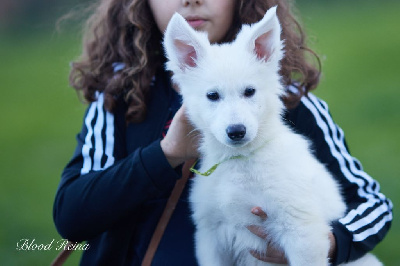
1, 0, 399, 265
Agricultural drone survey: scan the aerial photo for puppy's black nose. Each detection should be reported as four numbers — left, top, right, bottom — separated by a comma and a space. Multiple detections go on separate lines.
226, 124, 246, 141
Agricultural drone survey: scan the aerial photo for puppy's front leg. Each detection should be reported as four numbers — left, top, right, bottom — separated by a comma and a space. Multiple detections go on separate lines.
195, 227, 232, 266
280, 222, 331, 266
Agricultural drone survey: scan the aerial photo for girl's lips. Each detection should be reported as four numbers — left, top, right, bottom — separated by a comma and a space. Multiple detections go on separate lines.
186, 19, 205, 28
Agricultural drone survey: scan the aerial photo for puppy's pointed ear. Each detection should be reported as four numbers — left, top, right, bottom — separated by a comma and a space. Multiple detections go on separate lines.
249, 6, 283, 62
164, 13, 208, 72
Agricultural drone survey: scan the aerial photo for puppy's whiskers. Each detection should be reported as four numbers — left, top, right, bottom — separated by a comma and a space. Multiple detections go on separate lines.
187, 128, 202, 138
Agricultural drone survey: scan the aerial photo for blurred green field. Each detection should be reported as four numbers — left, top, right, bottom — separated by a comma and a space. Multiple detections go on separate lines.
1, 1, 399, 265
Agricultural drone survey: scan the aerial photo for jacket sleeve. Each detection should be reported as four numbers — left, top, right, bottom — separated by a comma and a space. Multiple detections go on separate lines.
53, 93, 180, 242
297, 94, 393, 265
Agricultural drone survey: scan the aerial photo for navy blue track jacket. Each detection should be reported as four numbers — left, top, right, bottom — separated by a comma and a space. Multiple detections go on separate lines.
53, 69, 392, 265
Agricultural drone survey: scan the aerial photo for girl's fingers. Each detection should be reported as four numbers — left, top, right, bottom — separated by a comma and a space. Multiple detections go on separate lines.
161, 105, 200, 167
251, 206, 268, 220
247, 225, 268, 239
248, 206, 288, 264
249, 250, 288, 264
247, 207, 268, 239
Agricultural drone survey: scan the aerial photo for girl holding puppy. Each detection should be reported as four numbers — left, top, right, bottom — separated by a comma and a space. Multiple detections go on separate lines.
53, 0, 392, 265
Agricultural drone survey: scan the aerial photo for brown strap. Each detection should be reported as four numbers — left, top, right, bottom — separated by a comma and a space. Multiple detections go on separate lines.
50, 241, 75, 266
141, 159, 195, 266
51, 160, 195, 266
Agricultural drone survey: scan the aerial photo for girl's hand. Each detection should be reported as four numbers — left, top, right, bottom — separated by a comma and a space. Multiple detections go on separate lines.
247, 207, 288, 264
248, 207, 337, 264
161, 105, 199, 168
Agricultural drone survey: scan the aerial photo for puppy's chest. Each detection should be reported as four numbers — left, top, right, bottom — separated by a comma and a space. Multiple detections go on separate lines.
192, 162, 267, 224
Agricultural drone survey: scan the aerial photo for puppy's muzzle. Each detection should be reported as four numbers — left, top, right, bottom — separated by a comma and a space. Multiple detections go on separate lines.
226, 124, 246, 141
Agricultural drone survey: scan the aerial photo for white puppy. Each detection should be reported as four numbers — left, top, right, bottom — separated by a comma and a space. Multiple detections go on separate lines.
164, 6, 381, 266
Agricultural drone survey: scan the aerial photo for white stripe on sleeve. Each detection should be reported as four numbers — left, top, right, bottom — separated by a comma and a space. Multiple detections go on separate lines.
93, 93, 105, 171
80, 92, 115, 175
81, 103, 97, 175
301, 94, 392, 242
353, 212, 393, 242
104, 111, 115, 168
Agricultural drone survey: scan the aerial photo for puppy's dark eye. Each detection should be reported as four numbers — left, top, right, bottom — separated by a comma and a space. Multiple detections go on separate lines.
207, 91, 220, 101
244, 87, 256, 98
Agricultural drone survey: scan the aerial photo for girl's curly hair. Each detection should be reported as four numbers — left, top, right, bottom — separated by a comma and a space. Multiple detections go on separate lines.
69, 0, 321, 123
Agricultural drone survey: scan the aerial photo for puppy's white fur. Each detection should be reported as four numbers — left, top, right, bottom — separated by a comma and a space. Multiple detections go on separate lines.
164, 7, 381, 266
